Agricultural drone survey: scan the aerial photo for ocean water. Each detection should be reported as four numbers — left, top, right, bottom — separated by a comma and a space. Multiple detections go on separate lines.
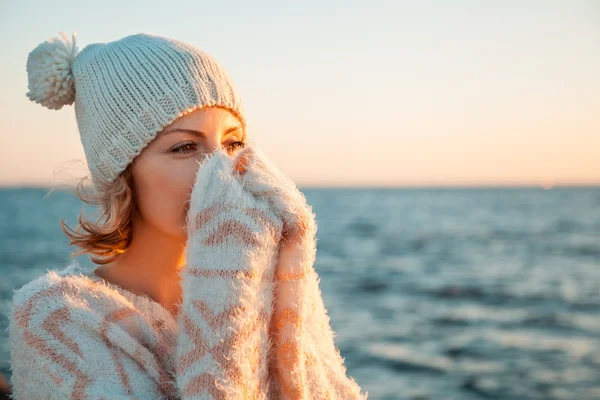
1, 186, 599, 399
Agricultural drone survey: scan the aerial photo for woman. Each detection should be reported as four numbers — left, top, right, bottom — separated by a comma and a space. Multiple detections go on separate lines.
8, 32, 368, 399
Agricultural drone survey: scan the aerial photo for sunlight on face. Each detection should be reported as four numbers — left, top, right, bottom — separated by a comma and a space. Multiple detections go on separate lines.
130, 106, 247, 241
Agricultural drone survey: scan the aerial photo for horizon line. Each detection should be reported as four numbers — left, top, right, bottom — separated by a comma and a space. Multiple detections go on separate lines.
1, 182, 599, 191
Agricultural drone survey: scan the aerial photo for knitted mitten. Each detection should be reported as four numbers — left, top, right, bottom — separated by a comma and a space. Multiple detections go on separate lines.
233, 145, 368, 399
176, 148, 283, 399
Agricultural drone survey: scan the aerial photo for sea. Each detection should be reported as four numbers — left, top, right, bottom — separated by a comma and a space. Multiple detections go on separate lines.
1, 186, 599, 399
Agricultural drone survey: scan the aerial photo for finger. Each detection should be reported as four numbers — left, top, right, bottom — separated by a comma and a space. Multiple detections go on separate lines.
234, 145, 284, 197
233, 145, 254, 175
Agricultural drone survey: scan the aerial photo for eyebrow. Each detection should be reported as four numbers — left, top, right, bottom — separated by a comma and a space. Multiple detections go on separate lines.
160, 126, 243, 138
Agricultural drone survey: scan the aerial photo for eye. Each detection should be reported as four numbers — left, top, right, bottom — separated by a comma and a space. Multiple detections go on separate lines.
227, 140, 246, 152
170, 140, 246, 155
171, 142, 198, 154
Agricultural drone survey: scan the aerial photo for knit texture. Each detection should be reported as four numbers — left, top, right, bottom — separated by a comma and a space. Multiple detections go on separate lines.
26, 32, 246, 190
5, 147, 368, 400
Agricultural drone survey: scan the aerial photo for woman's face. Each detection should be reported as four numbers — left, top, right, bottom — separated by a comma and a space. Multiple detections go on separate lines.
130, 106, 246, 242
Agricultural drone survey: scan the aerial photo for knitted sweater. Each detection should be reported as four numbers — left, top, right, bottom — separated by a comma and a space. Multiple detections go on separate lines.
6, 147, 368, 400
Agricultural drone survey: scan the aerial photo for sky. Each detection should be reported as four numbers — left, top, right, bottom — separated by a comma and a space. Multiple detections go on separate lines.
0, 0, 598, 188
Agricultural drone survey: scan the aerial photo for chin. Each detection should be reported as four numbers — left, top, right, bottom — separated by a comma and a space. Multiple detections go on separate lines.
174, 221, 190, 242
166, 230, 188, 245
154, 218, 187, 243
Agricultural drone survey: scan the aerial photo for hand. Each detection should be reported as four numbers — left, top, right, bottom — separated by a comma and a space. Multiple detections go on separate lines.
232, 144, 318, 246
233, 145, 321, 398
185, 148, 283, 253
179, 148, 286, 398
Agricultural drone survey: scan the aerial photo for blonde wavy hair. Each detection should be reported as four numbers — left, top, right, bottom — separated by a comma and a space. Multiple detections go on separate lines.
59, 165, 136, 265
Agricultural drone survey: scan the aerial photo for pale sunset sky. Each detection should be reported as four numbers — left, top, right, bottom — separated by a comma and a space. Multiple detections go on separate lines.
0, 0, 598, 188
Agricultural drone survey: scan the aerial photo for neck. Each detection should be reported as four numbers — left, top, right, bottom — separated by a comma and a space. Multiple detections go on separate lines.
95, 216, 187, 315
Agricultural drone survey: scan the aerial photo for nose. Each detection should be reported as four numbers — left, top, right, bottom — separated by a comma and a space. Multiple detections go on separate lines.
199, 138, 250, 174
204, 139, 228, 154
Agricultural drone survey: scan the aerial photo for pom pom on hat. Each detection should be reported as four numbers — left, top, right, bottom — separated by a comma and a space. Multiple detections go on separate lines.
26, 32, 79, 110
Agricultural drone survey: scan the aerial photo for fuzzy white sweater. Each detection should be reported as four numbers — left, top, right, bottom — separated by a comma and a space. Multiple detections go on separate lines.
6, 147, 368, 400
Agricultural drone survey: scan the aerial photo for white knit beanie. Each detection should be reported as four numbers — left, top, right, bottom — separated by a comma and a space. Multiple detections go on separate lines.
25, 32, 246, 190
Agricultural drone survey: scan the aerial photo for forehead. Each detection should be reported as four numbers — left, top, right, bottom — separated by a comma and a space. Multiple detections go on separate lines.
175, 106, 240, 125
160, 106, 242, 135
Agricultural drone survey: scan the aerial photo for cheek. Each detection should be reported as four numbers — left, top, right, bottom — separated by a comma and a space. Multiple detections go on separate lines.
134, 159, 198, 234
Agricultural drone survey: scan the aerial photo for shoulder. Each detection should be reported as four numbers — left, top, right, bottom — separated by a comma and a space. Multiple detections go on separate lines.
5, 261, 103, 396
6, 261, 171, 399
6, 261, 108, 346
10, 260, 98, 309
